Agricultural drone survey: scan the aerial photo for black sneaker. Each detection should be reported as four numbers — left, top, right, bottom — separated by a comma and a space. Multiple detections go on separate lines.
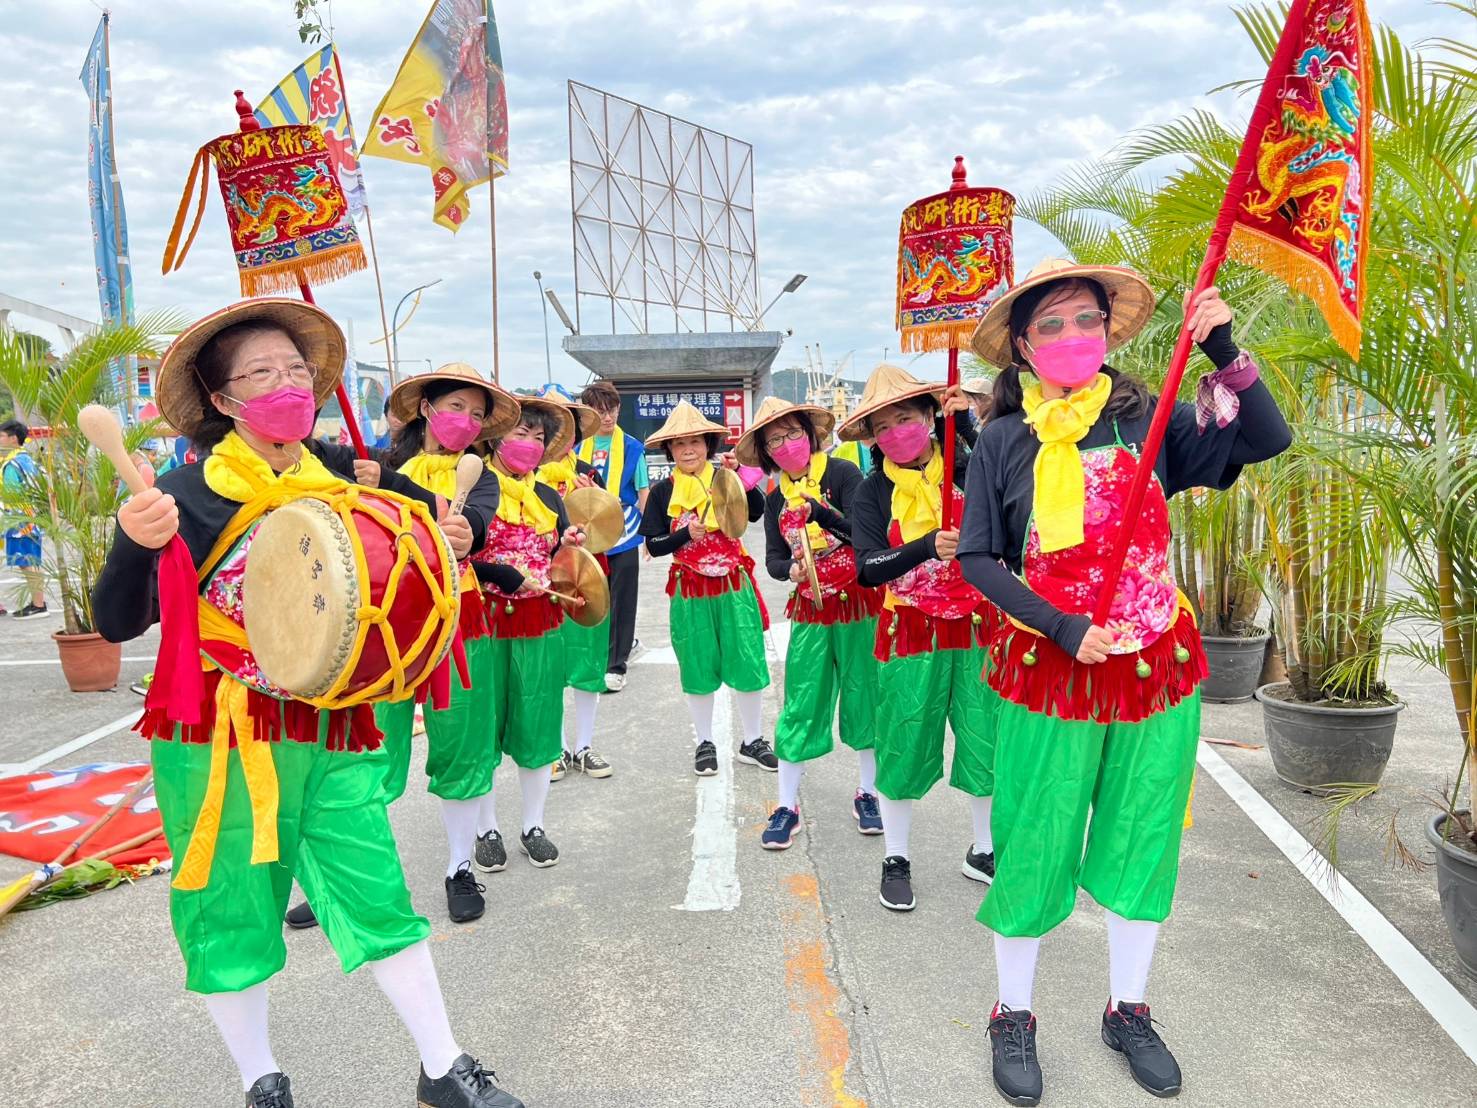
445, 863, 485, 923
963, 845, 996, 884
574, 747, 613, 778
283, 901, 318, 930
1102, 1000, 1182, 1098
760, 806, 801, 850
989, 1005, 1042, 1106
853, 790, 883, 835
417, 1053, 523, 1108
473, 830, 507, 873
519, 827, 560, 868
246, 1072, 295, 1108
13, 603, 49, 620
879, 855, 915, 911
737, 737, 778, 770
551, 750, 571, 781
694, 740, 719, 776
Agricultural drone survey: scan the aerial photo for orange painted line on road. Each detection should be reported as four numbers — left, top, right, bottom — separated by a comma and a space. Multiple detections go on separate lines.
782, 873, 867, 1108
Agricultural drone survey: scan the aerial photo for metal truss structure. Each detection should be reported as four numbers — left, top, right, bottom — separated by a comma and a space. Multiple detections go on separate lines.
568, 81, 760, 335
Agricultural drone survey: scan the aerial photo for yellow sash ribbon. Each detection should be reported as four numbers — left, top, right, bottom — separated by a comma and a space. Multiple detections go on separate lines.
883, 445, 945, 544
490, 461, 559, 534
668, 461, 718, 529
400, 452, 477, 593
779, 451, 831, 552
578, 425, 624, 491
537, 455, 579, 497
1021, 373, 1111, 553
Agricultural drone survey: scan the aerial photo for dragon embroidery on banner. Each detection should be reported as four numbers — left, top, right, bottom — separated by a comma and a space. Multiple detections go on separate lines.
1240, 2, 1364, 291
227, 160, 347, 245
899, 232, 1005, 306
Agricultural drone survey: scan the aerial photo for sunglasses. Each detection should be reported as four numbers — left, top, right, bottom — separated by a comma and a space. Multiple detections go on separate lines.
1029, 309, 1107, 337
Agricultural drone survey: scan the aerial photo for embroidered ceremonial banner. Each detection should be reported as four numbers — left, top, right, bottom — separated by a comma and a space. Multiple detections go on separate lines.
1225, 0, 1372, 358
254, 45, 368, 219
896, 184, 1015, 353
361, 0, 510, 232
161, 122, 367, 296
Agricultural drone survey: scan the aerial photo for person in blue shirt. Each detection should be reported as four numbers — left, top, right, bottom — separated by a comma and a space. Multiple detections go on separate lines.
0, 419, 47, 619
577, 380, 650, 692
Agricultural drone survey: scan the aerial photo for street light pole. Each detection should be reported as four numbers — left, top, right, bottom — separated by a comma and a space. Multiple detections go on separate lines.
390, 278, 443, 383
534, 270, 552, 384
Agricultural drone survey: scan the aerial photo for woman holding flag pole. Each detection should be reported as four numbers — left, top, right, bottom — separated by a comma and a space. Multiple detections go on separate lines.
957, 0, 1365, 1097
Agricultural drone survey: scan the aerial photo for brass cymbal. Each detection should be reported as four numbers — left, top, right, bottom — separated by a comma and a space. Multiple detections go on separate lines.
797, 522, 823, 610
549, 544, 610, 627
564, 486, 624, 554
708, 465, 749, 539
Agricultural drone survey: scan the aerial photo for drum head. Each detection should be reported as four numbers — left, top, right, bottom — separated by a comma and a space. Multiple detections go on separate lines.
550, 545, 610, 627
564, 486, 625, 554
243, 498, 360, 698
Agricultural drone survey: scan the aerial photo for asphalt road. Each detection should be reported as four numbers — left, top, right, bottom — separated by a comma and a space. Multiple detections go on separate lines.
1, 535, 1474, 1108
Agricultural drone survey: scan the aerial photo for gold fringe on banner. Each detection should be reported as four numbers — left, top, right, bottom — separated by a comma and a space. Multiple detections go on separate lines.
235, 246, 368, 298
898, 320, 983, 354
1228, 223, 1362, 360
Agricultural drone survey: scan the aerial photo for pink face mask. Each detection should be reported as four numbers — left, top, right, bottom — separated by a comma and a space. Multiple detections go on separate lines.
770, 438, 812, 474
426, 408, 482, 453
497, 438, 545, 475
1025, 335, 1107, 389
876, 421, 931, 464
226, 386, 316, 443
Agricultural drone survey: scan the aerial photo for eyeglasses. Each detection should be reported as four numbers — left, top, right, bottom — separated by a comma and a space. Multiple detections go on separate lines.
224, 361, 319, 390
764, 427, 807, 451
1029, 309, 1107, 337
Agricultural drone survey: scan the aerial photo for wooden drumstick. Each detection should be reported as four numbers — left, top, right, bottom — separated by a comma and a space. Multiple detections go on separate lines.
448, 454, 483, 517
78, 404, 150, 496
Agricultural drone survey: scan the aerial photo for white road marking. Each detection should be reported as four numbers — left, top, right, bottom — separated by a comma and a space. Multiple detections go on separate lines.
0, 656, 153, 667
1197, 743, 1477, 1066
0, 712, 142, 779
677, 687, 741, 912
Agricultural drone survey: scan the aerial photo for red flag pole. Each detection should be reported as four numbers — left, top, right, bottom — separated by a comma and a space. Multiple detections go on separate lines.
939, 156, 970, 531
232, 91, 369, 460
1089, 3, 1309, 626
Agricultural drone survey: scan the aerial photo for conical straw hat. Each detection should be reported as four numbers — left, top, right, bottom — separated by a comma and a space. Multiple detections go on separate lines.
836, 363, 943, 442
969, 257, 1155, 369
506, 394, 577, 465
734, 396, 835, 468
534, 384, 601, 443
645, 400, 729, 448
388, 362, 521, 441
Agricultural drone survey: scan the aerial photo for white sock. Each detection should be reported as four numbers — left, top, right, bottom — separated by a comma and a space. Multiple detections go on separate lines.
1106, 909, 1160, 1006
856, 748, 877, 795
686, 692, 715, 746
970, 794, 995, 853
877, 794, 913, 859
776, 759, 805, 811
735, 689, 764, 743
572, 689, 599, 754
561, 727, 573, 756
369, 941, 462, 1080
476, 786, 498, 838
204, 983, 278, 1090
518, 764, 551, 833
439, 797, 480, 878
993, 934, 1043, 1012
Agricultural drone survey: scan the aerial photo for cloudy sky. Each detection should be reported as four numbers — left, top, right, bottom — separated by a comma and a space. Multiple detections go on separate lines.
1, 0, 1466, 393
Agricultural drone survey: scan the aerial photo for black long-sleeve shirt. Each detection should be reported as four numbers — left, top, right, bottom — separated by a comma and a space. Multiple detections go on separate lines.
761, 455, 864, 581
640, 472, 765, 557
957, 330, 1292, 658
93, 440, 456, 645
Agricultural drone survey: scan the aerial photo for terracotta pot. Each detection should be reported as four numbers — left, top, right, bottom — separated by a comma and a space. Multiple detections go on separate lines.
52, 631, 122, 693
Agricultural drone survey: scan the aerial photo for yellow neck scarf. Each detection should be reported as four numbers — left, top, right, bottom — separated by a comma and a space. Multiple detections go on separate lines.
1021, 372, 1112, 553
883, 445, 945, 543
490, 461, 559, 534
203, 430, 341, 503
668, 461, 717, 528
398, 451, 462, 500
779, 451, 830, 551
537, 454, 579, 497
578, 425, 624, 491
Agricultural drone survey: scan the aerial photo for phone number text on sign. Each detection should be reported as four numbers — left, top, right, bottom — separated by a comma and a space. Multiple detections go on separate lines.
634, 392, 726, 419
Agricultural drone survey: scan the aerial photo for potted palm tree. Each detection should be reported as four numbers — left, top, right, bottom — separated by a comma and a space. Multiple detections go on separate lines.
0, 317, 170, 691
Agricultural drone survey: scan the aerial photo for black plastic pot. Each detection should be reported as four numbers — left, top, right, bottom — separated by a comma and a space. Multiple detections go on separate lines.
1427, 810, 1477, 980
1254, 682, 1403, 794
1201, 633, 1270, 703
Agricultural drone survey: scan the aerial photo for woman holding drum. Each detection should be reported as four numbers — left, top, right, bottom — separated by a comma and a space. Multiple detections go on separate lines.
738, 398, 884, 850
639, 401, 772, 777
93, 300, 525, 1108
468, 394, 588, 874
